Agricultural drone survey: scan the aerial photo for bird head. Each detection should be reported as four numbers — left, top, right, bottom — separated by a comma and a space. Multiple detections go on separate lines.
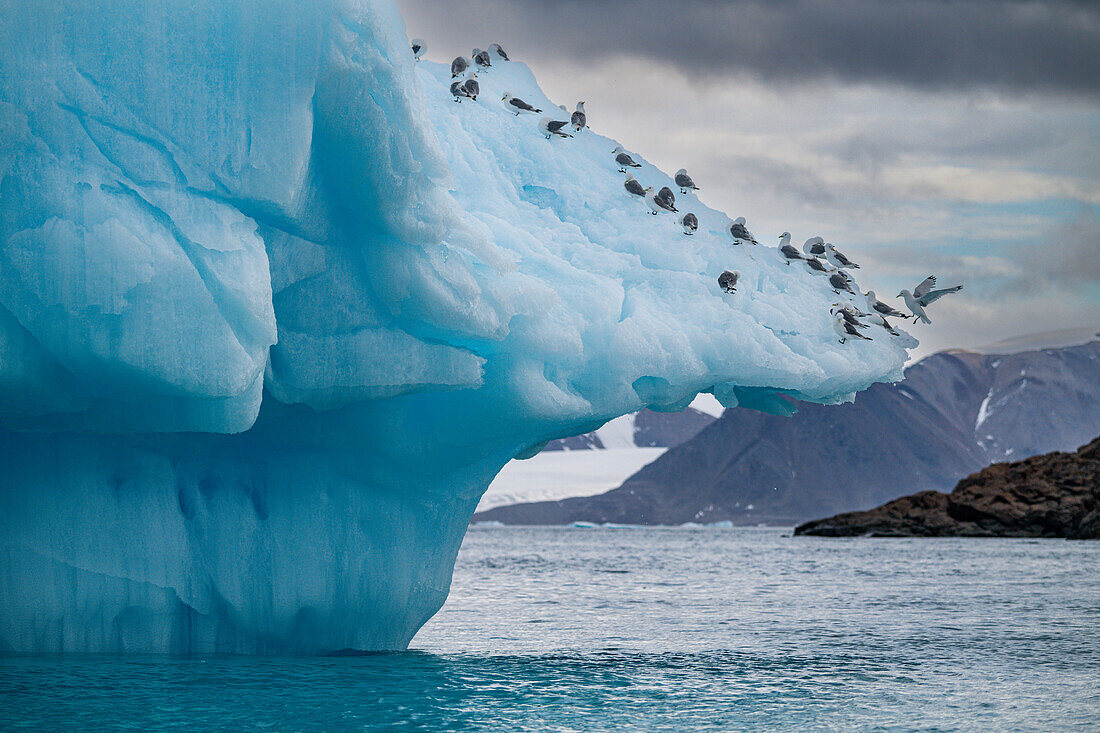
733, 216, 746, 225
501, 92, 511, 101
676, 168, 687, 175
612, 146, 623, 154
898, 290, 908, 298
643, 186, 653, 193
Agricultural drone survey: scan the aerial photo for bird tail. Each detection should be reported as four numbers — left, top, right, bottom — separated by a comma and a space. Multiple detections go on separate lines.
630, 163, 641, 167
920, 313, 931, 325
534, 108, 543, 113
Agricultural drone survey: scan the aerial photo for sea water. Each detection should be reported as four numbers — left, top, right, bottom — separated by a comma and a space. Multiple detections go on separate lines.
2, 526, 1098, 730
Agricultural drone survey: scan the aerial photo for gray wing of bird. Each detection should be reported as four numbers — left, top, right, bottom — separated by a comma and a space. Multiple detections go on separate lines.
625, 179, 645, 196
806, 258, 827, 272
683, 213, 698, 228
913, 275, 937, 299
616, 153, 638, 166
872, 301, 906, 318
675, 173, 696, 189
510, 97, 539, 112
918, 285, 962, 306
571, 111, 585, 127
833, 249, 859, 267
780, 244, 803, 259
547, 120, 569, 132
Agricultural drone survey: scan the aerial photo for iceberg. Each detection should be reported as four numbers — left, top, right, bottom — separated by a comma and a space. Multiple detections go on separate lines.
0, 0, 911, 653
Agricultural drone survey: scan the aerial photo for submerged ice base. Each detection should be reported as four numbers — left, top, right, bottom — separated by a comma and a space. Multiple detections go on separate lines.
1, 0, 910, 652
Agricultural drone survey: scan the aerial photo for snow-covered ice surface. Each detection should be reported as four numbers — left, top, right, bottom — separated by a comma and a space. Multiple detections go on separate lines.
0, 0, 910, 653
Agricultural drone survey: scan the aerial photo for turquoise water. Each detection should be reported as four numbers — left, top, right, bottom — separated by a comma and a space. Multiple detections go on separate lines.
3, 527, 1099, 730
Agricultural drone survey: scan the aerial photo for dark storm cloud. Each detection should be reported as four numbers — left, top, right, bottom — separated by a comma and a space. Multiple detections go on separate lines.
400, 0, 1100, 95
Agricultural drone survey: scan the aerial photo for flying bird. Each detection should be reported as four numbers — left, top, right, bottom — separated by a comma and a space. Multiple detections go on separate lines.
571, 102, 587, 132
411, 39, 426, 61
833, 311, 872, 343
538, 117, 573, 139
488, 43, 509, 61
679, 212, 698, 235
898, 276, 963, 324
451, 56, 469, 78
656, 186, 678, 212
824, 243, 860, 269
501, 92, 541, 115
674, 169, 699, 194
623, 173, 646, 197
612, 146, 642, 171
729, 217, 758, 245
718, 270, 739, 293
472, 48, 492, 70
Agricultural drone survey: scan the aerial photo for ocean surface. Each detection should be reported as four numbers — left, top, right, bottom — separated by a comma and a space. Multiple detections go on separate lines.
3, 526, 1099, 731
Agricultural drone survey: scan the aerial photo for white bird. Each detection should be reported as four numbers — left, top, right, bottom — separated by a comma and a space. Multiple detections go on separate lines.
472, 48, 492, 70
461, 74, 479, 100
612, 146, 642, 171
488, 43, 509, 61
833, 311, 872, 343
571, 101, 586, 132
538, 116, 573, 139
656, 186, 678, 212
718, 270, 739, 293
829, 270, 857, 295
898, 276, 963, 324
805, 256, 828, 274
644, 187, 676, 214
864, 290, 909, 319
778, 232, 806, 265
674, 169, 699, 194
729, 217, 758, 245
623, 173, 646, 197
411, 39, 427, 61
824, 243, 860, 269
803, 236, 826, 258
449, 79, 472, 103
451, 56, 469, 78
679, 212, 698, 235
501, 92, 541, 115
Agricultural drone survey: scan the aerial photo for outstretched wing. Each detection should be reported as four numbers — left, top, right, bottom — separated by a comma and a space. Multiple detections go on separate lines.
918, 285, 962, 306
913, 275, 937, 298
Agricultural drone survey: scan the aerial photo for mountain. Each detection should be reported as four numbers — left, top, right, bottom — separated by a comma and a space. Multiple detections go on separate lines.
476, 340, 1100, 525
795, 435, 1100, 538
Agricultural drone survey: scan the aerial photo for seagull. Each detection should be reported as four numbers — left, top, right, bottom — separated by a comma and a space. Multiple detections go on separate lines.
833, 311, 872, 343
612, 146, 642, 171
898, 276, 963, 324
411, 39, 426, 61
674, 169, 699, 194
450, 79, 472, 103
461, 74, 479, 101
778, 232, 806, 265
824, 243, 860, 269
571, 102, 586, 132
645, 187, 676, 214
870, 313, 901, 336
804, 257, 828, 274
656, 186, 678, 212
829, 270, 857, 295
488, 43, 509, 61
864, 290, 909, 319
451, 56, 469, 78
679, 212, 698, 235
729, 217, 758, 245
472, 48, 492, 70
832, 303, 871, 326
538, 116, 573, 139
501, 92, 541, 115
803, 236, 826, 258
623, 173, 646, 198
718, 270, 739, 293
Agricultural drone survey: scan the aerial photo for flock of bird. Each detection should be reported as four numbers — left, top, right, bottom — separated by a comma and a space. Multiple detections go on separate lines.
412, 38, 963, 346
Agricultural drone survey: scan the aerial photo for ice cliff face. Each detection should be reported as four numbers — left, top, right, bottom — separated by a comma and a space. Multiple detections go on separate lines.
0, 0, 911, 652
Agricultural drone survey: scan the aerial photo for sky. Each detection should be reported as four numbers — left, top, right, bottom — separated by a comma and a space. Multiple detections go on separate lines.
396, 0, 1100, 358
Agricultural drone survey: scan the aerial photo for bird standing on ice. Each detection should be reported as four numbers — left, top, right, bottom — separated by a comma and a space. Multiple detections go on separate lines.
451, 56, 469, 78
645, 187, 677, 215
778, 232, 806, 265
718, 270, 740, 293
898, 276, 963, 324
674, 169, 699, 194
623, 173, 646, 198
472, 48, 492, 70
803, 236, 826, 258
538, 117, 573, 139
501, 92, 540, 115
864, 290, 909, 319
824, 243, 860, 269
571, 102, 587, 132
679, 212, 698, 235
450, 79, 472, 102
488, 43, 509, 61
656, 187, 678, 212
729, 217, 758, 245
829, 270, 857, 295
411, 39, 426, 61
612, 146, 642, 171
461, 74, 479, 101
833, 311, 872, 343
